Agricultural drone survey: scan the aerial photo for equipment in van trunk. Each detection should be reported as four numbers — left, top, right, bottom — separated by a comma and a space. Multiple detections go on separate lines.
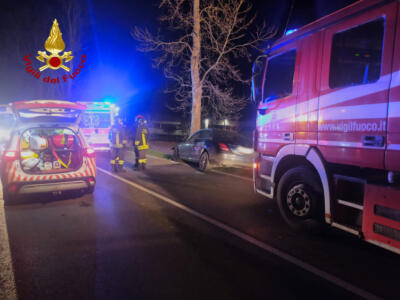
251, 0, 400, 254
20, 128, 82, 173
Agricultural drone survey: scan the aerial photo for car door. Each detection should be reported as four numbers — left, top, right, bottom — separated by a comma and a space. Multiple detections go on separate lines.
188, 130, 213, 162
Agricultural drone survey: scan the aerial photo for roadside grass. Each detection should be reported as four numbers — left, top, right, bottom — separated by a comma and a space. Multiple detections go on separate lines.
148, 148, 174, 160
147, 146, 252, 179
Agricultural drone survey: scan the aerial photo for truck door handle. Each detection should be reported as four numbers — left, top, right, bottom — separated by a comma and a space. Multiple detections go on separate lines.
362, 135, 384, 147
283, 133, 294, 141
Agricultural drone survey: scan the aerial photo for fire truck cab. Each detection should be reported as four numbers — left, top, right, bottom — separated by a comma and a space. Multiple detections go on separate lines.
252, 0, 400, 254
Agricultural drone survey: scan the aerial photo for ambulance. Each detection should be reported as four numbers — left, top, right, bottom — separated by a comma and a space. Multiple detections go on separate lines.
252, 0, 400, 253
1, 100, 96, 204
78, 101, 120, 151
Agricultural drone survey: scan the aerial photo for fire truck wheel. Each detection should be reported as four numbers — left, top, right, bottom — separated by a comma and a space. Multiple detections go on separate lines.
198, 152, 209, 172
277, 166, 324, 232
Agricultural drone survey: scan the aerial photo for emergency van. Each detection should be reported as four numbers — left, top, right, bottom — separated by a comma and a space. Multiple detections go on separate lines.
78, 101, 119, 151
1, 100, 96, 204
252, 0, 400, 254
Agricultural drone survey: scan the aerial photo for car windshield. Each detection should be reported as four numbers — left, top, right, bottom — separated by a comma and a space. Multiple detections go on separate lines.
213, 130, 252, 147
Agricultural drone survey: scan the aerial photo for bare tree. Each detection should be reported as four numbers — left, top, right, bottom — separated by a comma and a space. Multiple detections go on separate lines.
133, 0, 275, 134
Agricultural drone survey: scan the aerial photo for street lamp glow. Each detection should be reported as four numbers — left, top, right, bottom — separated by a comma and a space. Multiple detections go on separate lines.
205, 118, 209, 128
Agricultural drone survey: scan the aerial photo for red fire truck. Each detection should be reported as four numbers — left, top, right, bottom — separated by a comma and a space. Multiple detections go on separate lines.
252, 0, 400, 254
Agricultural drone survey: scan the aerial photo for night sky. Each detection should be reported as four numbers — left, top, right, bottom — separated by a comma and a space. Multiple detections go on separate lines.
0, 0, 356, 122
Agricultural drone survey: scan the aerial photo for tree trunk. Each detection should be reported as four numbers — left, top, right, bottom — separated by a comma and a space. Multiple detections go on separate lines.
190, 0, 202, 135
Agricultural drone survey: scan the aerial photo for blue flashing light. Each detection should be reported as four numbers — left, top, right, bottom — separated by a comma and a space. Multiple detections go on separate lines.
285, 28, 298, 36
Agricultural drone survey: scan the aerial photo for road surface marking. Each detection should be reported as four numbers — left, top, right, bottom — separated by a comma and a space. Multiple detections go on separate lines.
0, 181, 18, 300
98, 167, 380, 300
210, 169, 253, 182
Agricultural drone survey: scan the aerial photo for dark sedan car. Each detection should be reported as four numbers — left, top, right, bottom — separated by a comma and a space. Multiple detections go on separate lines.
173, 129, 255, 171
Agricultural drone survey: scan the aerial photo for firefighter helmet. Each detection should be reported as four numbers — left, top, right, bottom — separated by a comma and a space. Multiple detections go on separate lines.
135, 115, 146, 125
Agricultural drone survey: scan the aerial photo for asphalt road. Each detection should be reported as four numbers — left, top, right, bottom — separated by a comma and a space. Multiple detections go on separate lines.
0, 153, 398, 299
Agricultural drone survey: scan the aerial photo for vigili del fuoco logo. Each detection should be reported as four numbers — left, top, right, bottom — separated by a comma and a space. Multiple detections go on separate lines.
23, 19, 86, 84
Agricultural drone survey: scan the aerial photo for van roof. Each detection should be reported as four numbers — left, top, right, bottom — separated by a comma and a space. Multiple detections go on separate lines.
270, 0, 390, 52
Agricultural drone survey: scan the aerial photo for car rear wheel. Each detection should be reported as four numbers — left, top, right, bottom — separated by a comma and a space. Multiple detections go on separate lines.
198, 152, 209, 172
276, 166, 324, 233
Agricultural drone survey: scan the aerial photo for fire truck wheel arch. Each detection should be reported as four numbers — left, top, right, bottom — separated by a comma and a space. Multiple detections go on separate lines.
270, 145, 332, 224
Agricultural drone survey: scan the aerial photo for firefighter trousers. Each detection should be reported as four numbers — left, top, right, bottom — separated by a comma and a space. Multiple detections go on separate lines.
134, 147, 147, 170
111, 147, 125, 171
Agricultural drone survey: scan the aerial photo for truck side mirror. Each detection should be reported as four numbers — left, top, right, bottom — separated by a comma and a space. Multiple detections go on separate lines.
251, 55, 266, 105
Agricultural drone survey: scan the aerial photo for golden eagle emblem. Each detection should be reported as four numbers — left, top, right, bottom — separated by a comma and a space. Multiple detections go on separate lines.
37, 19, 73, 72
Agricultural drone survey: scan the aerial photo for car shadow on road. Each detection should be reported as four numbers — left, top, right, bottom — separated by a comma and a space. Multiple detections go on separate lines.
5, 191, 92, 207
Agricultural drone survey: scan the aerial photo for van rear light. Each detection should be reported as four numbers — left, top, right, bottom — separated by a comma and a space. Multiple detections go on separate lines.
4, 151, 17, 160
8, 183, 17, 193
85, 148, 95, 157
218, 143, 230, 152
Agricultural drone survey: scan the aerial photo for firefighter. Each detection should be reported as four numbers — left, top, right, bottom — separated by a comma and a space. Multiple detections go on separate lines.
109, 117, 127, 172
133, 115, 149, 170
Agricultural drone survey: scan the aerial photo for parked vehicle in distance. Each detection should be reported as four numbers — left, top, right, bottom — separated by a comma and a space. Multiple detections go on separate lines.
251, 0, 400, 254
173, 128, 254, 171
1, 100, 96, 204
0, 104, 15, 156
148, 120, 186, 141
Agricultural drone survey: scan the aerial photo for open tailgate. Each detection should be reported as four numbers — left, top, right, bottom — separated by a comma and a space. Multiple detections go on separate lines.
12, 100, 87, 124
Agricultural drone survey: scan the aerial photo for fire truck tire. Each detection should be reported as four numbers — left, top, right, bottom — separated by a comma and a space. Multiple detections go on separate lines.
198, 152, 209, 172
277, 166, 324, 232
